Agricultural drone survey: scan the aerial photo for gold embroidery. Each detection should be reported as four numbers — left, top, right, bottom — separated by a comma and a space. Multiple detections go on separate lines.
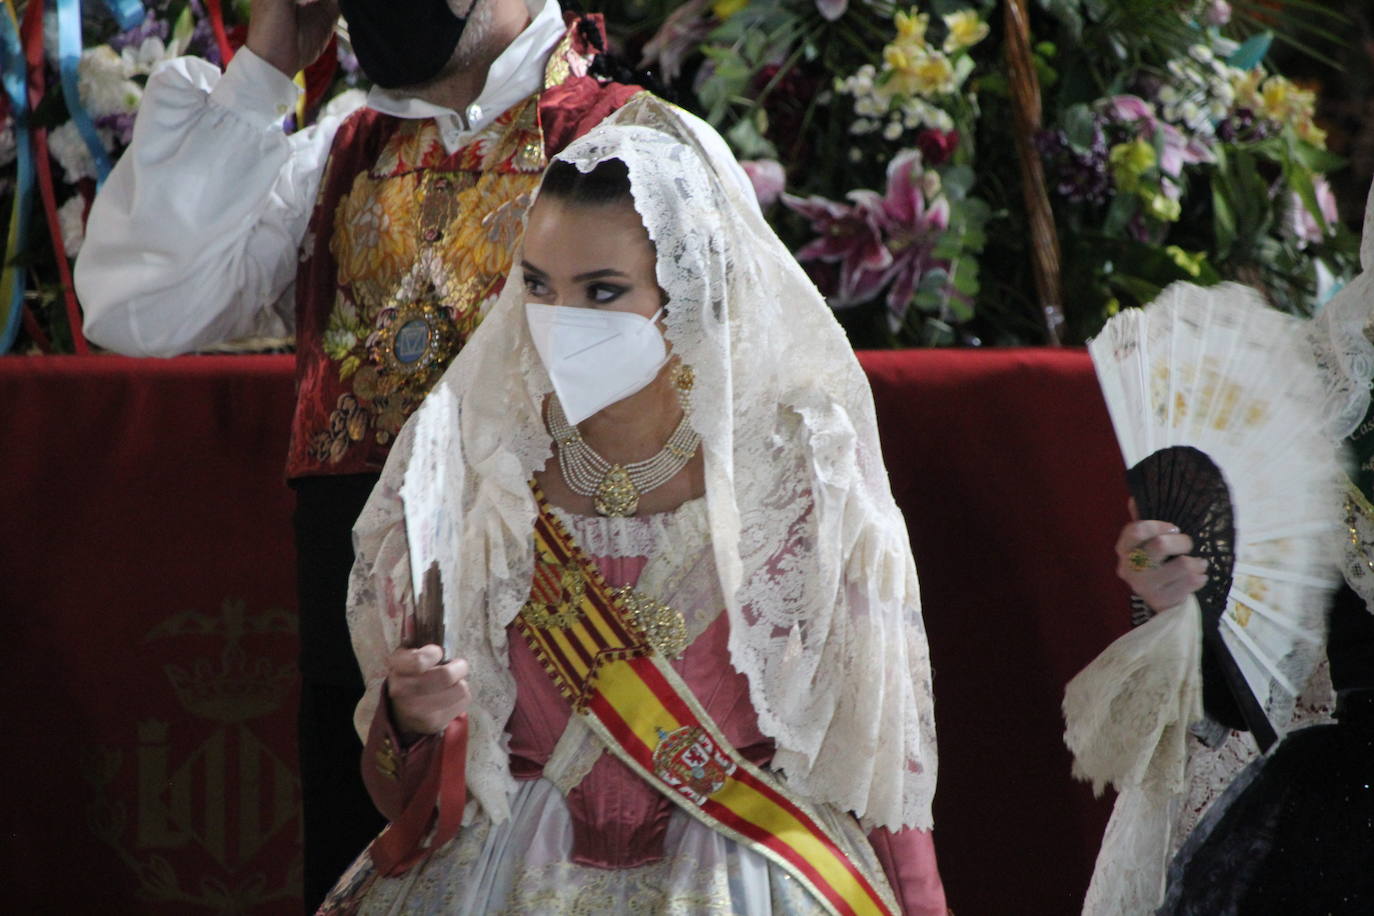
613, 586, 689, 659
375, 737, 400, 781
312, 103, 546, 466
521, 553, 588, 629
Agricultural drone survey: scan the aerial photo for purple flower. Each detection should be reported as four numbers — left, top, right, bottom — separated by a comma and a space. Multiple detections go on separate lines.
639, 0, 712, 83
95, 111, 137, 147
875, 149, 950, 319
1103, 94, 1214, 182
740, 159, 786, 208
1202, 1, 1232, 27
107, 15, 169, 53
784, 191, 892, 305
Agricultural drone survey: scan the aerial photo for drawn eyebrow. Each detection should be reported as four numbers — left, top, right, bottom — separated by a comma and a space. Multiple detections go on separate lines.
573, 269, 631, 282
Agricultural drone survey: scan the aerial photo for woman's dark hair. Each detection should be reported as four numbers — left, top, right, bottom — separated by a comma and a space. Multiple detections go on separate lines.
539, 158, 632, 207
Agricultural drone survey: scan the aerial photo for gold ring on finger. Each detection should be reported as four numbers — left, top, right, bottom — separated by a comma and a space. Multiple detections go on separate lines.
1127, 546, 1158, 572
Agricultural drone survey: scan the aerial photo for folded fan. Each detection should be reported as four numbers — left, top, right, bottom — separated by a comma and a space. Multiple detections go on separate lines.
1089, 281, 1344, 747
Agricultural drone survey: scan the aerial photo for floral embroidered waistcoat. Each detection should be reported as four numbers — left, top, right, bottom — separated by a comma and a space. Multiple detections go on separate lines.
286, 19, 641, 479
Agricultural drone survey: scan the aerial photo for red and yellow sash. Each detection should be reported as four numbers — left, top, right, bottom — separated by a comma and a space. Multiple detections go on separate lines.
515, 488, 898, 916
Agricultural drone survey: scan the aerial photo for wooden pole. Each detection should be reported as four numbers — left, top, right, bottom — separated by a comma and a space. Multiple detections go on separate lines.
1004, 0, 1066, 345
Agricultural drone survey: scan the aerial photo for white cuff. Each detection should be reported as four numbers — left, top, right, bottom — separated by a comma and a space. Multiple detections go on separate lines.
208, 47, 303, 128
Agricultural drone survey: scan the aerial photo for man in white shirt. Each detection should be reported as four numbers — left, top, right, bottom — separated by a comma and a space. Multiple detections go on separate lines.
75, 1, 643, 906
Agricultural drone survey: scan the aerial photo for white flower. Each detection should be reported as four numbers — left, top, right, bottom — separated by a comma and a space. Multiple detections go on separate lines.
120, 36, 183, 77
79, 46, 142, 117
1189, 44, 1214, 64
48, 121, 101, 183
883, 119, 904, 141
58, 195, 86, 256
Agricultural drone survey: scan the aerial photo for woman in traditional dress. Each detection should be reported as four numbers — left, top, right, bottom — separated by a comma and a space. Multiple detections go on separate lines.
1091, 184, 1374, 915
319, 95, 948, 914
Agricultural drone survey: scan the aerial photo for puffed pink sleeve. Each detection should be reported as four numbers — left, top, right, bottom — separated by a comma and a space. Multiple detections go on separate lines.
868, 826, 949, 916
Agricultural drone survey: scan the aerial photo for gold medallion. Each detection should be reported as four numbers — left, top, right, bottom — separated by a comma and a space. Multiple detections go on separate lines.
595, 465, 640, 517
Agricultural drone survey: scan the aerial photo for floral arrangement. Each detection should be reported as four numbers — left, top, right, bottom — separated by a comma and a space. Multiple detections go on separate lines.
626, 0, 1360, 346
0, 0, 1360, 352
1, 0, 362, 353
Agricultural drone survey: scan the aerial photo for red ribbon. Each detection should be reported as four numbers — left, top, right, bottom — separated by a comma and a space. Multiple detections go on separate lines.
204, 0, 235, 67
22, 0, 88, 354
369, 715, 469, 876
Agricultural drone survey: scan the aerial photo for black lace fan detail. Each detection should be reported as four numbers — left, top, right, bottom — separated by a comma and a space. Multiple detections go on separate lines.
1127, 446, 1277, 750
1127, 446, 1237, 615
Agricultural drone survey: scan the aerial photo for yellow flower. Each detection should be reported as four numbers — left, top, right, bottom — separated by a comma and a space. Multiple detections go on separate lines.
942, 10, 989, 52
1164, 245, 1205, 277
886, 45, 956, 97
712, 0, 748, 20
1296, 117, 1328, 149
894, 9, 929, 47
1109, 139, 1156, 193
1143, 189, 1182, 223
1258, 75, 1316, 123
1259, 76, 1291, 118
884, 43, 914, 73
1230, 67, 1263, 111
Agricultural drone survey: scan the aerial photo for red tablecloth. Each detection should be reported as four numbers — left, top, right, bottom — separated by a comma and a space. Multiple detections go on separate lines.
0, 350, 1130, 915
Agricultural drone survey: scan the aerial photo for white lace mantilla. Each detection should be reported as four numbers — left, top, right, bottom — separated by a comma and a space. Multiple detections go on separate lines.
347, 96, 937, 834
1309, 180, 1374, 442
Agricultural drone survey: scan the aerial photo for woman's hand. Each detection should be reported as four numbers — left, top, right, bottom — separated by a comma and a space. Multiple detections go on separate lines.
1114, 500, 1208, 613
385, 645, 471, 738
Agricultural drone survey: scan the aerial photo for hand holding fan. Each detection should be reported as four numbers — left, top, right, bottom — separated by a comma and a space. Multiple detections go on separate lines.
1087, 281, 1344, 752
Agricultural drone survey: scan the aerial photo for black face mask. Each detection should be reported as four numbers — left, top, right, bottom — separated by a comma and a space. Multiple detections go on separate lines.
339, 0, 473, 90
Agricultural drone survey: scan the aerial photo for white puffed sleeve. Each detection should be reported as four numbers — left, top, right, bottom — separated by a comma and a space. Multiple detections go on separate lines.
76, 48, 360, 356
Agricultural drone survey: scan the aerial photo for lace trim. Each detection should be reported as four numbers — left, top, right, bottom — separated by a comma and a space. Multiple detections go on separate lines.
1342, 480, 1374, 608
548, 497, 710, 561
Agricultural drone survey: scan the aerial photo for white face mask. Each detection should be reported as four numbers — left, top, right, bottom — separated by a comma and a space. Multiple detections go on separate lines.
525, 303, 668, 425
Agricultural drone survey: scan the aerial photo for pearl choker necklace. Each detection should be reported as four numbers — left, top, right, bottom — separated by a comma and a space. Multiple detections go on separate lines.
547, 372, 699, 517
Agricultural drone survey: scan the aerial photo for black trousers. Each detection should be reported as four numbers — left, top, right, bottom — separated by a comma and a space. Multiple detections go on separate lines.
292, 473, 387, 913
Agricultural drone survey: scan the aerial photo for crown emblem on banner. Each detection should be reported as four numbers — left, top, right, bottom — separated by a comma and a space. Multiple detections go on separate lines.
147, 599, 296, 723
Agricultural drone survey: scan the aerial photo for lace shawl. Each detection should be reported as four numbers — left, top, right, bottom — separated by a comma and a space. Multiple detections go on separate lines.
1310, 180, 1374, 443
347, 96, 938, 832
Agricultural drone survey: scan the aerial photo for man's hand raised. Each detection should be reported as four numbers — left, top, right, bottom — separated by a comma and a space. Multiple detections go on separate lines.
245, 0, 341, 78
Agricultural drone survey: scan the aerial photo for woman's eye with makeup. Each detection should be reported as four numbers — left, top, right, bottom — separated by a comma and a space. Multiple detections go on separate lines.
588, 283, 626, 304
524, 275, 548, 297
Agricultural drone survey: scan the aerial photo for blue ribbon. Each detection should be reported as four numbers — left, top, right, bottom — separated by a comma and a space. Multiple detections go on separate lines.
0, 3, 33, 353
100, 0, 146, 33
55, 0, 115, 185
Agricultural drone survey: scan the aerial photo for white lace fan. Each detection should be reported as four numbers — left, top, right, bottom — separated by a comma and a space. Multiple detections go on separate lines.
1089, 281, 1344, 748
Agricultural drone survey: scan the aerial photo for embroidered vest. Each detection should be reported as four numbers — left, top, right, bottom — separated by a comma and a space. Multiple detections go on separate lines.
285, 19, 641, 479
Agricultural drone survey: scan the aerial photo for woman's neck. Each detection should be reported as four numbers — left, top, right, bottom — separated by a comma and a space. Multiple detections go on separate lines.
575, 369, 684, 464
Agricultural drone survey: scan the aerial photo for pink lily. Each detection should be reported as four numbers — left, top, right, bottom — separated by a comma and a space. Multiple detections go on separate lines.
876, 149, 951, 318
784, 191, 893, 305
